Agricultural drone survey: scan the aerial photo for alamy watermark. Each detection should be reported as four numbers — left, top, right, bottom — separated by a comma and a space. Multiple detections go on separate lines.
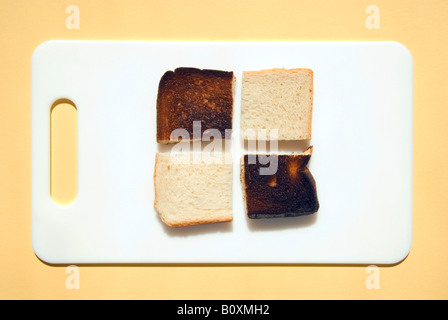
365, 5, 380, 30
65, 265, 80, 289
168, 121, 279, 175
66, 5, 80, 30
365, 265, 380, 289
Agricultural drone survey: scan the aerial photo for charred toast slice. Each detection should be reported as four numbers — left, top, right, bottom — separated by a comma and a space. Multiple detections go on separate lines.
157, 67, 235, 144
241, 146, 319, 219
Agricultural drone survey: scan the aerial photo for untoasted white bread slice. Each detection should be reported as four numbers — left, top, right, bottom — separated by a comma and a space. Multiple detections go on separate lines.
241, 68, 313, 140
154, 153, 233, 227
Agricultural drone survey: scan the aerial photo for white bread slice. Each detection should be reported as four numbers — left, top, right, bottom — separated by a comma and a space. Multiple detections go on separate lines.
241, 68, 313, 140
154, 153, 233, 227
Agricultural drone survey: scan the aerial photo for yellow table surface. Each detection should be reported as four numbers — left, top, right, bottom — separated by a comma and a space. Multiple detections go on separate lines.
1, 0, 447, 300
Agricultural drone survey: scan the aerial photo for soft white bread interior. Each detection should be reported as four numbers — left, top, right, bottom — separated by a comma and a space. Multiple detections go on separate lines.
241, 68, 313, 141
154, 153, 233, 227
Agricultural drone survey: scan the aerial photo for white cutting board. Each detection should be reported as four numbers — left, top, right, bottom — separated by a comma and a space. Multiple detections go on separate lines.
31, 41, 413, 264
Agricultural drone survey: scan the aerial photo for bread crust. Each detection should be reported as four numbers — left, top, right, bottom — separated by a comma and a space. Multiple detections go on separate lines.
242, 68, 313, 77
153, 152, 160, 212
161, 215, 233, 228
157, 67, 234, 144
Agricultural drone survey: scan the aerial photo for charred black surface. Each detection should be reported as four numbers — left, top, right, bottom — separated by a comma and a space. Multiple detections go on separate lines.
157, 67, 234, 142
242, 152, 319, 219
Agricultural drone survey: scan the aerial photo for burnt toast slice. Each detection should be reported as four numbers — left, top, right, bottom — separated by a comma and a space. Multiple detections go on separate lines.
241, 146, 319, 219
157, 67, 234, 144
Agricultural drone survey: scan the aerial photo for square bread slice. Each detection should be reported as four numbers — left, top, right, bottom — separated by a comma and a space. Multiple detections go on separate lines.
154, 153, 233, 227
157, 67, 235, 144
240, 146, 319, 219
241, 68, 313, 140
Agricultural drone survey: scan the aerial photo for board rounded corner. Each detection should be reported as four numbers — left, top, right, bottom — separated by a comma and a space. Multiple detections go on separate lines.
31, 237, 57, 266
389, 41, 414, 66
31, 40, 59, 66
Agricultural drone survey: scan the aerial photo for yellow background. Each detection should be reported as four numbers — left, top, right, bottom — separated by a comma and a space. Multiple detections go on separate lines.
1, 0, 447, 299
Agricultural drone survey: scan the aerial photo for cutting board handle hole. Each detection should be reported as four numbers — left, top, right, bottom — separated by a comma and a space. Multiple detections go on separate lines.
50, 99, 78, 206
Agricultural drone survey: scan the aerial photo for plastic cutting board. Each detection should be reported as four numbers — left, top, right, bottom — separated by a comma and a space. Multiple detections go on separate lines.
31, 41, 413, 264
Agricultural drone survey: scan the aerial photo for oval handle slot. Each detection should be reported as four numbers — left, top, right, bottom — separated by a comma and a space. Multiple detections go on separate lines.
50, 99, 78, 206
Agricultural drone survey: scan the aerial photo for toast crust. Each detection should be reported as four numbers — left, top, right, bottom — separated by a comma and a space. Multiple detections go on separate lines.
242, 68, 313, 77
157, 67, 234, 144
161, 215, 233, 228
241, 146, 319, 219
